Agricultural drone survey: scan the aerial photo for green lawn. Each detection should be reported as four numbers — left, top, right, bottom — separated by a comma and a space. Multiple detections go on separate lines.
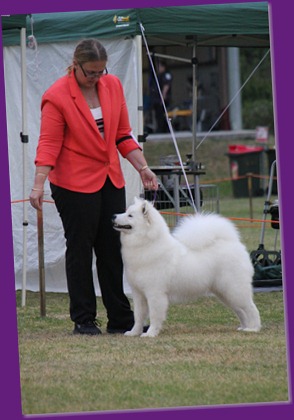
17, 290, 288, 415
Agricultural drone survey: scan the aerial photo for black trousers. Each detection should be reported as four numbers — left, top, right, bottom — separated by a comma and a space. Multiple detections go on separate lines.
50, 178, 134, 329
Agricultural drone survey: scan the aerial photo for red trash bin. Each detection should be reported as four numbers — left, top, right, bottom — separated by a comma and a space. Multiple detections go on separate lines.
227, 144, 264, 198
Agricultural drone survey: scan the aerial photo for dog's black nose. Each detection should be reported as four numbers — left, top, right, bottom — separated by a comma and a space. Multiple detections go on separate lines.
111, 215, 117, 223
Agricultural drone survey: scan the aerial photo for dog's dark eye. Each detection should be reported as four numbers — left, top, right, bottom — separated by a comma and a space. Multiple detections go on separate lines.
128, 214, 133, 218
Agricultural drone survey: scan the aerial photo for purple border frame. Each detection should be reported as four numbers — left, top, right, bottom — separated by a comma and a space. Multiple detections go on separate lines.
0, 1, 293, 419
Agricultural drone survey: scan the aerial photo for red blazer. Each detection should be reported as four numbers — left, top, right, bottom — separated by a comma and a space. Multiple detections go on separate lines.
35, 72, 141, 192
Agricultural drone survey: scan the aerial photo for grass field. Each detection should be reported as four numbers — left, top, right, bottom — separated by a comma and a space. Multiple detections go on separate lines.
16, 136, 287, 416
17, 289, 288, 415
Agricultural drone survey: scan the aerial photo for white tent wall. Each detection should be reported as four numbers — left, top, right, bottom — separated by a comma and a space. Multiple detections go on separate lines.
5, 37, 141, 295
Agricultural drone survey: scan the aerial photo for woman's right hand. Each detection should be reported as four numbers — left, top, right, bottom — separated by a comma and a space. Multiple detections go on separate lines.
29, 188, 44, 211
29, 167, 51, 210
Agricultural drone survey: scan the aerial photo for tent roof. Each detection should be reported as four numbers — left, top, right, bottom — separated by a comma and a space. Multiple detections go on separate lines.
1, 14, 27, 31
137, 3, 270, 47
2, 2, 269, 47
1, 14, 28, 43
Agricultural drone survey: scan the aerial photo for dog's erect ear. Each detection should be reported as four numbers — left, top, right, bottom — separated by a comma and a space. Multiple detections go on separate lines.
142, 200, 149, 217
142, 200, 154, 226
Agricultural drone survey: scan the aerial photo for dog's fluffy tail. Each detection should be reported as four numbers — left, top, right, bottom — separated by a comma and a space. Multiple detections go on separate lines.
172, 213, 241, 250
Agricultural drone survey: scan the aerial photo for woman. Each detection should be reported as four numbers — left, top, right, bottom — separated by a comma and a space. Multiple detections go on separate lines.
30, 39, 158, 335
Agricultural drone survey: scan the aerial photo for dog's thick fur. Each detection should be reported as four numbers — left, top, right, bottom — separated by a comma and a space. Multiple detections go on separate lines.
113, 198, 261, 337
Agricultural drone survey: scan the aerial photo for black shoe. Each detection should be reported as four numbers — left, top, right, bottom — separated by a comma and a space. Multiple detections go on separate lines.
73, 320, 102, 336
107, 325, 149, 334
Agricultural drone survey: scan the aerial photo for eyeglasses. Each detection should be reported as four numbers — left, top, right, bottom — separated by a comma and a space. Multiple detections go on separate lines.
78, 63, 108, 78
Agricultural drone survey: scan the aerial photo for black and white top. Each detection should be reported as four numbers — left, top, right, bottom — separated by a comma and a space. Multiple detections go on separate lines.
90, 106, 104, 138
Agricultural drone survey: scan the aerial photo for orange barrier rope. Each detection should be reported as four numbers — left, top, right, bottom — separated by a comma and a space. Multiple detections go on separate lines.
11, 198, 30, 204
233, 224, 263, 229
200, 172, 277, 185
230, 216, 279, 225
200, 176, 247, 184
11, 198, 54, 204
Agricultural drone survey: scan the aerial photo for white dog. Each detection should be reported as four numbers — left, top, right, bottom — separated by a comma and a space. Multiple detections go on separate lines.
113, 198, 261, 337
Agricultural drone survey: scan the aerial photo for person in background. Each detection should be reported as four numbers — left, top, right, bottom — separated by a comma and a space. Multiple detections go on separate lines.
149, 60, 173, 133
29, 38, 158, 336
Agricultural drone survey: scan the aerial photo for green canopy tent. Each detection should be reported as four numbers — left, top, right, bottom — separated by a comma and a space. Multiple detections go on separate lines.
135, 3, 269, 47
2, 3, 269, 47
1, 14, 27, 35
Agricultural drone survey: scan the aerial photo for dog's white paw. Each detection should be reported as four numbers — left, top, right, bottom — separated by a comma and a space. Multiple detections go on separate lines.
140, 330, 158, 338
140, 333, 156, 338
237, 326, 261, 332
124, 329, 141, 337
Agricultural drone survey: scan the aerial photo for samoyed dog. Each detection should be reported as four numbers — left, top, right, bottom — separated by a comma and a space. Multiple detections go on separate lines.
113, 198, 261, 338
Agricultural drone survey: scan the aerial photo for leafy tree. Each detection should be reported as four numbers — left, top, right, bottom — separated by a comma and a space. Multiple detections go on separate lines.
240, 48, 274, 133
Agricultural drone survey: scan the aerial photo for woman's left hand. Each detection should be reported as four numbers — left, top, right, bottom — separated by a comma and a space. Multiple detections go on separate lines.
140, 168, 158, 190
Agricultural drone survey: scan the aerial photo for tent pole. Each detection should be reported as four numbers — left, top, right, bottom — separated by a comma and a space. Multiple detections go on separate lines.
191, 41, 201, 211
227, 47, 242, 130
192, 41, 198, 161
135, 35, 144, 143
135, 35, 145, 200
20, 27, 29, 307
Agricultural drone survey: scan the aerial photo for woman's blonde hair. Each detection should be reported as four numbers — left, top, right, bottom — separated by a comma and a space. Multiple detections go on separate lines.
67, 38, 108, 74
